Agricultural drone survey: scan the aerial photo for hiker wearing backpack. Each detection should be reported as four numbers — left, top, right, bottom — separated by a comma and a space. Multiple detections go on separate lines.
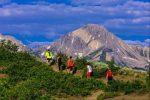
57, 56, 62, 71
86, 63, 92, 78
67, 56, 74, 73
106, 68, 113, 83
45, 49, 53, 63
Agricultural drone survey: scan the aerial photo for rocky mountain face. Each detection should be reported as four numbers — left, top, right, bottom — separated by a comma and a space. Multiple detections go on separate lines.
49, 24, 149, 69
0, 33, 27, 51
131, 45, 150, 60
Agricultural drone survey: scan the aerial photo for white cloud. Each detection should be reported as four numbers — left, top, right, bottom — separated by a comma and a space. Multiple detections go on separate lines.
28, 41, 51, 48
0, 0, 149, 43
0, 0, 10, 5
145, 39, 150, 43
105, 17, 150, 28
125, 39, 150, 47
132, 17, 150, 24
71, 0, 128, 6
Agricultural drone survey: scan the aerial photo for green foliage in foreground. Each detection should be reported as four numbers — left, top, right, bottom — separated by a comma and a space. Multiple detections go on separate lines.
74, 57, 88, 69
106, 80, 146, 94
147, 67, 150, 91
0, 40, 148, 99
0, 63, 106, 99
0, 41, 107, 99
0, 46, 106, 99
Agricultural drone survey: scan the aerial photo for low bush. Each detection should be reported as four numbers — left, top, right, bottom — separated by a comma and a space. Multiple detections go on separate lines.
92, 67, 108, 78
107, 61, 120, 74
146, 66, 150, 92
82, 67, 108, 78
74, 57, 88, 69
106, 80, 145, 94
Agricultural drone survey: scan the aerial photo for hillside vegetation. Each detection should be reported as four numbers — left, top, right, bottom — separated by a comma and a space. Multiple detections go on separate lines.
0, 40, 149, 100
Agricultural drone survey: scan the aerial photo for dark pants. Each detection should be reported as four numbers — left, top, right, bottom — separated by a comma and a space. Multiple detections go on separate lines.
58, 63, 62, 70
107, 76, 113, 84
47, 58, 52, 62
108, 76, 113, 81
67, 66, 73, 71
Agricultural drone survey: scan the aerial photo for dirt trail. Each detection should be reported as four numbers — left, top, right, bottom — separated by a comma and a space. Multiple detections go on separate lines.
84, 90, 103, 100
105, 94, 150, 100
0, 66, 8, 78
0, 66, 6, 70
51, 65, 83, 77
55, 90, 103, 100
0, 74, 8, 78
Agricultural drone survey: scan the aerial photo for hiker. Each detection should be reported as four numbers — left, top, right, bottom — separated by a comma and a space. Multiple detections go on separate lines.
67, 56, 74, 73
86, 63, 92, 78
45, 49, 53, 63
57, 56, 62, 71
106, 68, 113, 83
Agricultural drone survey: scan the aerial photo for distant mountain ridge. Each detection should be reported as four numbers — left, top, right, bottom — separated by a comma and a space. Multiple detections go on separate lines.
0, 33, 27, 51
131, 45, 150, 60
48, 24, 149, 69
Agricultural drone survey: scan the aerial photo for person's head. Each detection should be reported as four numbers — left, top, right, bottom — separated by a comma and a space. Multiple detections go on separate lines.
107, 68, 111, 71
87, 62, 92, 66
46, 49, 50, 51
69, 56, 72, 59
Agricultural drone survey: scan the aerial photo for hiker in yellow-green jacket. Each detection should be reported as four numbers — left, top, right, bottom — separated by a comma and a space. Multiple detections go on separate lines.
45, 49, 53, 63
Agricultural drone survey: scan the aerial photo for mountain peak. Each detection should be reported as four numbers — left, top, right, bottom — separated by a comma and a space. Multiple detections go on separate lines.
84, 24, 105, 28
71, 24, 109, 41
48, 24, 148, 69
0, 33, 27, 51
82, 24, 108, 33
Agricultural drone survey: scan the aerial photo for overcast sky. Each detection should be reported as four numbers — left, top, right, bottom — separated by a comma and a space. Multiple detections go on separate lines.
0, 0, 150, 44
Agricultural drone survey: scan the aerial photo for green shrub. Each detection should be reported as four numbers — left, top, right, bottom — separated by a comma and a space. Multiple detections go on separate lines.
82, 67, 107, 78
107, 61, 120, 74
93, 62, 108, 69
92, 67, 107, 78
74, 57, 88, 69
146, 67, 150, 92
0, 79, 10, 99
106, 80, 144, 94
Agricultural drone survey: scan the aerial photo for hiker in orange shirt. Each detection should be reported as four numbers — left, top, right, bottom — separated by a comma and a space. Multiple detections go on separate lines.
67, 56, 74, 73
106, 68, 113, 83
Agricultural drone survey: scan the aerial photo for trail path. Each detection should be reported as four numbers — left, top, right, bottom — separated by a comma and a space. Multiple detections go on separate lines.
0, 66, 8, 78
105, 94, 150, 100
84, 90, 103, 100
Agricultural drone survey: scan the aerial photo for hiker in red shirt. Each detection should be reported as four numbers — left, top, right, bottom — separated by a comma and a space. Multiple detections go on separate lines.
106, 68, 113, 83
86, 63, 92, 78
67, 56, 74, 73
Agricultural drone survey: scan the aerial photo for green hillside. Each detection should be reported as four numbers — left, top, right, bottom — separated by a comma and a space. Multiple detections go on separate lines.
0, 40, 150, 100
